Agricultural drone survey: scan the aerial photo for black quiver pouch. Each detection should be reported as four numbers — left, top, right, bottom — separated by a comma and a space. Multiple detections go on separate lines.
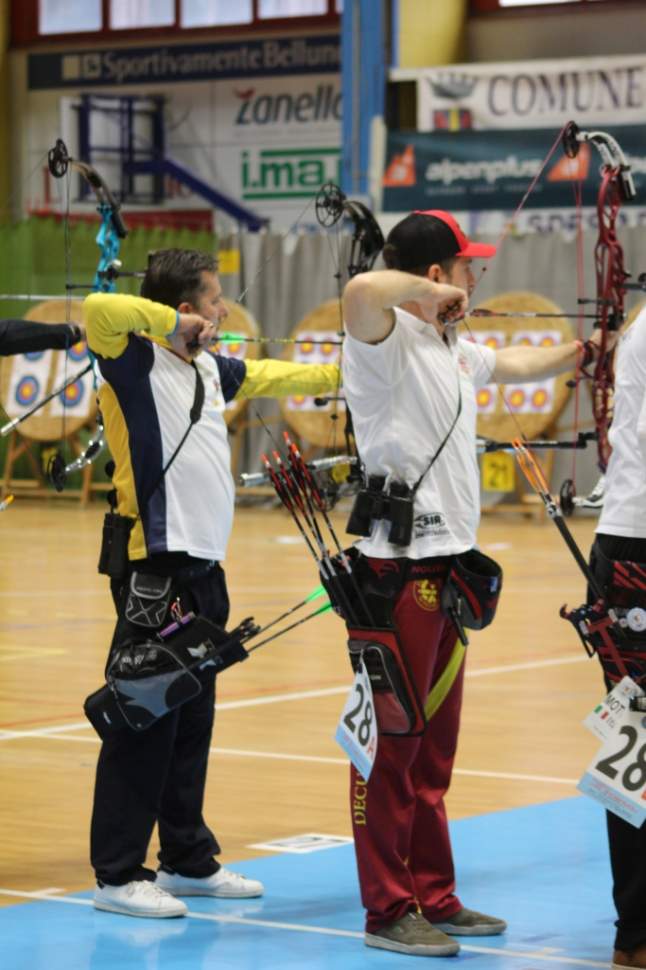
84, 606, 256, 740
124, 572, 173, 628
559, 540, 646, 689
441, 548, 502, 633
97, 513, 134, 580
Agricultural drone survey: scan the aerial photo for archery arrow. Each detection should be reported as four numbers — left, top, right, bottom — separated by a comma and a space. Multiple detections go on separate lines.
249, 585, 329, 640
512, 438, 634, 682
246, 601, 334, 653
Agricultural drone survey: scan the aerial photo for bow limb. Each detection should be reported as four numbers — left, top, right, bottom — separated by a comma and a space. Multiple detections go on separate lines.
312, 181, 384, 459
45, 138, 129, 488
460, 123, 636, 511
47, 138, 128, 294
561, 122, 635, 475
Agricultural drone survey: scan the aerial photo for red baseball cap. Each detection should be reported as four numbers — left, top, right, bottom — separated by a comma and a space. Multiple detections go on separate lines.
413, 210, 497, 259
383, 210, 496, 274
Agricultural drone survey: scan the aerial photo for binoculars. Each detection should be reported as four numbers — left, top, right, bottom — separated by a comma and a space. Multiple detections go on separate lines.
346, 475, 414, 547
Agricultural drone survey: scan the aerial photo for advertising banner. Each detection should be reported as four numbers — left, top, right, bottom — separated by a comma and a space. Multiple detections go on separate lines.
389, 55, 646, 132
28, 35, 340, 90
49, 73, 342, 228
382, 126, 646, 232
196, 73, 341, 220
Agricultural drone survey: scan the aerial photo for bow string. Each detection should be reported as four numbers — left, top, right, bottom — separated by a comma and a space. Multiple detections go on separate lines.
312, 181, 384, 462
235, 181, 384, 499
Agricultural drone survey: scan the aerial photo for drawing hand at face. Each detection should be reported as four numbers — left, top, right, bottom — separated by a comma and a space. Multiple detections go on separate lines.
168, 313, 219, 359
417, 282, 468, 327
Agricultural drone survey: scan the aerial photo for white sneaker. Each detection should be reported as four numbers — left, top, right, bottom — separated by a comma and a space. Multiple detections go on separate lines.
156, 866, 264, 898
94, 880, 188, 918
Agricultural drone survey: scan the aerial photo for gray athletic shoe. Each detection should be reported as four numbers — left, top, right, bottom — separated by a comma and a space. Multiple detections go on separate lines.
365, 911, 460, 956
432, 906, 507, 936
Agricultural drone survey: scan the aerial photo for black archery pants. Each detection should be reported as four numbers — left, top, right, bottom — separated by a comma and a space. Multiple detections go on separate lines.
90, 555, 229, 886
592, 533, 646, 952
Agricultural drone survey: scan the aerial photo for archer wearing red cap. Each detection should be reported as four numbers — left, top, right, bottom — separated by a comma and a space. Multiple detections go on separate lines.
381, 210, 496, 322
339, 209, 611, 957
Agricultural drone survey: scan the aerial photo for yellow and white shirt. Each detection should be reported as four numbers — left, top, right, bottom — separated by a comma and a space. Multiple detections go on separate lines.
84, 292, 339, 562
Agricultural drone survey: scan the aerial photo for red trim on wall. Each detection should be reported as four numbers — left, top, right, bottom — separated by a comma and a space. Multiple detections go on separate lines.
10, 0, 340, 48
29, 207, 215, 232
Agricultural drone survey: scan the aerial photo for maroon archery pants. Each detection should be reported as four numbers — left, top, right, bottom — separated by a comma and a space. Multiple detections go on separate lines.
350, 558, 465, 933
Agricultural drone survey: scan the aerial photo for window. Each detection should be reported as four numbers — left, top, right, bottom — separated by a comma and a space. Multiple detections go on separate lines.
38, 0, 101, 34
258, 0, 328, 16
111, 0, 175, 29
181, 0, 253, 28
16, 0, 340, 43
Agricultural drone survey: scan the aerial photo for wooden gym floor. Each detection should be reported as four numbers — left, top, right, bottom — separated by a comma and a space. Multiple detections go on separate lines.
0, 499, 605, 906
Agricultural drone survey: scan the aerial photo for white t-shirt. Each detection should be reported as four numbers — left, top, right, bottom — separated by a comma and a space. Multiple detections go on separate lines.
98, 338, 244, 563
342, 307, 495, 559
597, 306, 646, 539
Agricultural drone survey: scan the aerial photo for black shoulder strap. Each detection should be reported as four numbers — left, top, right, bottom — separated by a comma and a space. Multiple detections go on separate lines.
141, 361, 205, 512
411, 376, 462, 497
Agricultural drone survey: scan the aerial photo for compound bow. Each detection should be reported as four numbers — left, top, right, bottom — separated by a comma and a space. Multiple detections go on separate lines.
45, 138, 130, 489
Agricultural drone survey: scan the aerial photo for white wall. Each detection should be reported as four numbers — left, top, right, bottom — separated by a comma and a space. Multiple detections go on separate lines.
468, 3, 646, 62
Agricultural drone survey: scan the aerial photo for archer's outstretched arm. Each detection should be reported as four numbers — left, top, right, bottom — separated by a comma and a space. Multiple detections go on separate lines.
235, 359, 340, 400
493, 329, 618, 382
0, 319, 83, 356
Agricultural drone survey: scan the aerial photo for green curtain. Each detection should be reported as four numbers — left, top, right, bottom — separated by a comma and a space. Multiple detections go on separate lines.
0, 216, 217, 486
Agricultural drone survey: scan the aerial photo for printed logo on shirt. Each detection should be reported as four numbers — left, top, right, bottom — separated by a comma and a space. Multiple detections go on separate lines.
413, 579, 440, 612
458, 353, 472, 376
414, 511, 449, 538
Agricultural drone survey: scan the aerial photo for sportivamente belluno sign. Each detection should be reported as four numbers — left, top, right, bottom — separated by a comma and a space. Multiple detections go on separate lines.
28, 36, 340, 90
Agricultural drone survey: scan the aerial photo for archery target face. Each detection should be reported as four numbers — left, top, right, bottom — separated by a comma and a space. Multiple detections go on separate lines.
49, 341, 93, 418
503, 330, 562, 415
465, 292, 573, 442
467, 330, 505, 415
5, 353, 50, 417
286, 331, 342, 413
0, 301, 93, 441
279, 299, 344, 448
